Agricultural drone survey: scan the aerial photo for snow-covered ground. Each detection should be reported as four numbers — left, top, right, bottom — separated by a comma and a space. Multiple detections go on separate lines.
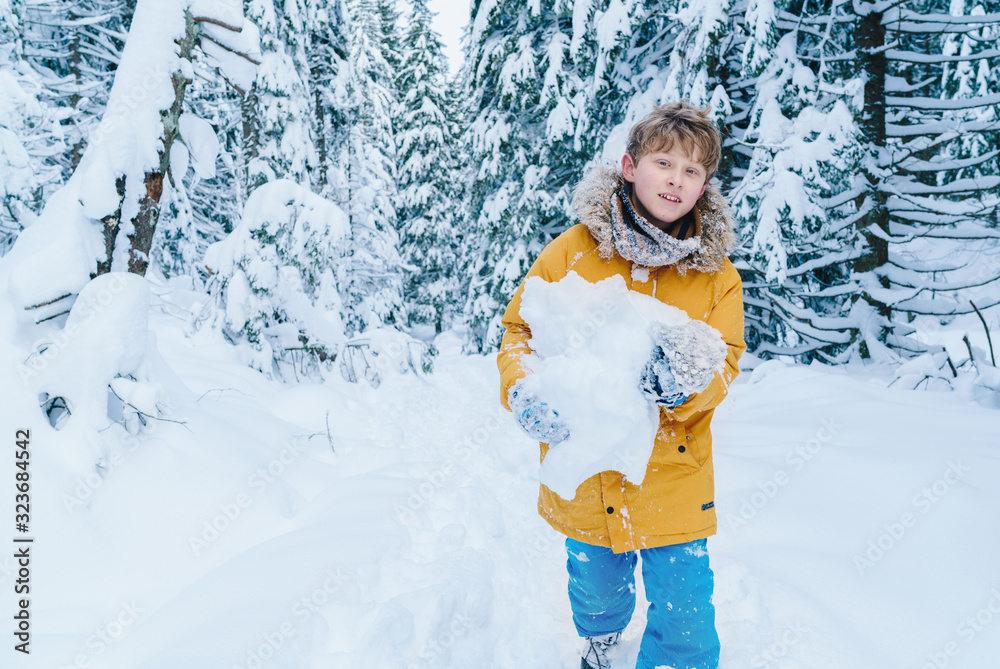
2, 278, 999, 669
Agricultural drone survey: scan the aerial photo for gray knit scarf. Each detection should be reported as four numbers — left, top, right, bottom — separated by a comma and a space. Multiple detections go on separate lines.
610, 184, 702, 268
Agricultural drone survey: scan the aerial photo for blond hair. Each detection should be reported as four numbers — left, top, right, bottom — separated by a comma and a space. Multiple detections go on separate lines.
626, 102, 721, 179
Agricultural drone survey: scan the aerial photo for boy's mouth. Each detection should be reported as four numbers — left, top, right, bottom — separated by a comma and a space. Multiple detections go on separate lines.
659, 193, 682, 203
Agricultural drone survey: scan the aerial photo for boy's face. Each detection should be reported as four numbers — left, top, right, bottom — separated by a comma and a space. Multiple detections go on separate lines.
621, 147, 709, 231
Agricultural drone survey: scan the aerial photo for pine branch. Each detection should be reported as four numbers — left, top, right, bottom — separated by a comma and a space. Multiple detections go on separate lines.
886, 47, 1000, 64
198, 31, 262, 66
192, 16, 243, 33
970, 301, 996, 367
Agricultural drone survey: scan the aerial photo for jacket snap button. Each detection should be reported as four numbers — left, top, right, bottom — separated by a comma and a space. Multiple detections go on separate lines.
686, 435, 691, 440
606, 506, 614, 514
678, 445, 686, 453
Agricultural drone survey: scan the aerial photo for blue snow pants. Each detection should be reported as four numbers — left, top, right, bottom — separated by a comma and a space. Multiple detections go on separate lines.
565, 537, 719, 669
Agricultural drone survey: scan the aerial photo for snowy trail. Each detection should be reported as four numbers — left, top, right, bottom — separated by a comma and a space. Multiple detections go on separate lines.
3, 309, 999, 668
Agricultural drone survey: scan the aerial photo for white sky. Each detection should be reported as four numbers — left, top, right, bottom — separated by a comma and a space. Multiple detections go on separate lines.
425, 0, 470, 75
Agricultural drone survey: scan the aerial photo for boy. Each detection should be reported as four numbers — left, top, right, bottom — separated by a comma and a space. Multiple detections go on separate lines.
497, 102, 745, 669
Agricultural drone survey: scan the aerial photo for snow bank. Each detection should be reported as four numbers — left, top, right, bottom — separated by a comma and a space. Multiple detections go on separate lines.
517, 271, 726, 499
21, 273, 152, 440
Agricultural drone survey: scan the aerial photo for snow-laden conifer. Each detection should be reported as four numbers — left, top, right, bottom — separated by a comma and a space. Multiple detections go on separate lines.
305, 0, 351, 197
339, 0, 405, 333
396, 0, 460, 333
659, 0, 735, 108
1, 0, 261, 320
199, 179, 351, 376
730, 0, 1000, 364
460, 0, 619, 351
151, 73, 244, 281
19, 0, 130, 180
244, 0, 315, 189
937, 0, 1000, 184
0, 0, 65, 255
728, 30, 864, 357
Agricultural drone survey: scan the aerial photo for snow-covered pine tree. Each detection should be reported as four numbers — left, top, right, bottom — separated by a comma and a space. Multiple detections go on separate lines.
151, 0, 304, 285
461, 0, 620, 351
195, 0, 432, 379
374, 0, 410, 229
727, 13, 865, 358
396, 0, 461, 333
563, 0, 636, 155
158, 0, 332, 282
151, 63, 244, 280
0, 0, 65, 255
376, 0, 403, 79
657, 0, 737, 120
937, 0, 1000, 184
835, 0, 1000, 361
460, 0, 549, 351
20, 0, 133, 181
732, 0, 1000, 362
243, 0, 315, 190
304, 0, 350, 196
338, 0, 405, 334
2, 0, 260, 326
199, 179, 351, 376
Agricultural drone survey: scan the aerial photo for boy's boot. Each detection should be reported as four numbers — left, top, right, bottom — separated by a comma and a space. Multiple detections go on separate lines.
580, 631, 621, 669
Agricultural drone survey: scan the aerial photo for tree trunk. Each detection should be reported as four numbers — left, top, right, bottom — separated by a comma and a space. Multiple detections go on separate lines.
853, 5, 890, 318
127, 172, 163, 275
97, 176, 126, 275
68, 19, 86, 172
314, 86, 327, 187
124, 11, 198, 276
240, 82, 262, 191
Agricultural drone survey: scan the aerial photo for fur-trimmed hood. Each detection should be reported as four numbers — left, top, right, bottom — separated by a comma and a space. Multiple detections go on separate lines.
571, 163, 737, 274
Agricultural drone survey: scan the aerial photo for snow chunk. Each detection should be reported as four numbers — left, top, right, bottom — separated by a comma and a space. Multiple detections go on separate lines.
169, 140, 189, 181
518, 272, 726, 500
198, 18, 261, 93
179, 113, 219, 179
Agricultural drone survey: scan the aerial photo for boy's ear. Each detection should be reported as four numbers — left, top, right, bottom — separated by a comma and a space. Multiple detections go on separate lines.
621, 153, 636, 182
699, 182, 708, 199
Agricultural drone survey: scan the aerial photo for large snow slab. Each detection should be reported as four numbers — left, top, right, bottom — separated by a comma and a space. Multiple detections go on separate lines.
517, 271, 725, 499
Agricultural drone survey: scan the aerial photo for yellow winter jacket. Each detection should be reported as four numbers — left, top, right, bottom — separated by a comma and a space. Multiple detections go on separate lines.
497, 165, 745, 553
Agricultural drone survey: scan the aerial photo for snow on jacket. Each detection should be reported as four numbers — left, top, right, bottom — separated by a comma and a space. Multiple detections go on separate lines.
497, 164, 746, 553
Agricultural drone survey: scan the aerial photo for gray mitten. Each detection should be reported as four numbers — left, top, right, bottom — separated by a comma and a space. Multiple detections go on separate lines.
644, 320, 728, 398
508, 381, 570, 445
639, 350, 688, 407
